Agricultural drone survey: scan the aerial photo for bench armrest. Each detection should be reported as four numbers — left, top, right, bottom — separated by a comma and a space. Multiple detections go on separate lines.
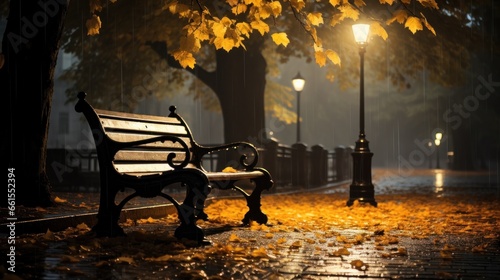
194, 142, 259, 170
110, 135, 191, 170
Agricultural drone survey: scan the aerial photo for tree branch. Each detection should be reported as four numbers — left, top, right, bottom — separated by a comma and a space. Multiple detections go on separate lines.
146, 40, 217, 92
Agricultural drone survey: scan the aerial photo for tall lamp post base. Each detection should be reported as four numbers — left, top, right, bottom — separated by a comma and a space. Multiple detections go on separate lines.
346, 138, 377, 207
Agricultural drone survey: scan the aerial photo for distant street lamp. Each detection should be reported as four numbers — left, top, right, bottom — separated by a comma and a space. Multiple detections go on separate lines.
435, 132, 443, 169
346, 23, 377, 207
292, 72, 305, 143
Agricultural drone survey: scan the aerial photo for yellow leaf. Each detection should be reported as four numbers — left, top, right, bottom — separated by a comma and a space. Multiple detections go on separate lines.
260, 4, 272, 19
212, 18, 229, 38
370, 22, 388, 40
290, 0, 306, 11
231, 3, 248, 15
89, 0, 103, 13
268, 1, 282, 16
350, 259, 368, 270
115, 256, 134, 264
276, 237, 287, 244
86, 14, 101, 36
222, 166, 238, 173
405, 16, 423, 34
386, 10, 408, 25
314, 50, 327, 67
264, 232, 274, 239
236, 22, 252, 38
244, 0, 263, 6
229, 233, 242, 242
223, 38, 237, 52
172, 50, 196, 69
180, 34, 201, 53
43, 229, 56, 241
418, 0, 439, 9
330, 13, 344, 27
251, 247, 267, 258
168, 2, 190, 17
54, 196, 67, 203
325, 49, 341, 65
380, 0, 395, 5
271, 32, 290, 47
290, 240, 302, 248
251, 20, 270, 35
330, 247, 350, 256
329, 0, 341, 6
338, 4, 359, 21
146, 254, 172, 262
307, 12, 324, 26
76, 223, 90, 231
420, 13, 436, 35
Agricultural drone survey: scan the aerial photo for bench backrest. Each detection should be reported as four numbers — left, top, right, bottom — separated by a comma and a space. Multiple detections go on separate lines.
75, 92, 196, 176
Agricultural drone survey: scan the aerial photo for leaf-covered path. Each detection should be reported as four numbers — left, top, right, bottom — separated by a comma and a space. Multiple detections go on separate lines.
1, 169, 499, 279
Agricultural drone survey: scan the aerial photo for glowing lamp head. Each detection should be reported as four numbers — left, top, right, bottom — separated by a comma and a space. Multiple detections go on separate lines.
352, 23, 370, 44
435, 132, 443, 140
292, 72, 306, 92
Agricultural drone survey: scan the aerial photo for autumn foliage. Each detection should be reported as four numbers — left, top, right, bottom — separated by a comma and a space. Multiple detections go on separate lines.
86, 0, 439, 68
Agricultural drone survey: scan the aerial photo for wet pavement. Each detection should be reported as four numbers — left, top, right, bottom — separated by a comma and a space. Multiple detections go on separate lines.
1, 168, 500, 279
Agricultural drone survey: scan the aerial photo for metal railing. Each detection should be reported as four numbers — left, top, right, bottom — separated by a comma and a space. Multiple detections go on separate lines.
47, 140, 353, 191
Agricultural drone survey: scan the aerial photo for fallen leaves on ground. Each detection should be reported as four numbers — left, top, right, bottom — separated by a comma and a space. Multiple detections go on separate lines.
1, 191, 499, 279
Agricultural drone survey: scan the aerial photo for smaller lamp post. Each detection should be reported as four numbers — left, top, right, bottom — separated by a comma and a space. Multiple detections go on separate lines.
292, 72, 306, 143
434, 132, 443, 169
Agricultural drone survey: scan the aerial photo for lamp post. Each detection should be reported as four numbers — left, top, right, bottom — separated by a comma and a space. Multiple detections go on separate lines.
434, 132, 442, 169
346, 23, 377, 207
292, 72, 305, 143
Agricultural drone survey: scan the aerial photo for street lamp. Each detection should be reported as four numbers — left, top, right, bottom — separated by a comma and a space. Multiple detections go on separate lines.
434, 132, 443, 169
292, 72, 305, 143
346, 23, 377, 207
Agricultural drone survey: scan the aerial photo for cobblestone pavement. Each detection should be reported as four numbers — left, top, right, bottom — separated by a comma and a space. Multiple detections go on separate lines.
2, 168, 500, 279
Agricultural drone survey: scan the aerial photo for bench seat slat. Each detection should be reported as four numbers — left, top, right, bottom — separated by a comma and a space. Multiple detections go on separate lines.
100, 118, 189, 135
96, 109, 182, 124
106, 132, 192, 149
114, 150, 187, 162
114, 163, 178, 173
205, 171, 265, 181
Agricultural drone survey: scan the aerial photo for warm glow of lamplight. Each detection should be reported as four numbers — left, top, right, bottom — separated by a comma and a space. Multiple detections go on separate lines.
352, 24, 370, 44
436, 132, 443, 141
292, 72, 305, 92
434, 172, 444, 195
434, 139, 441, 146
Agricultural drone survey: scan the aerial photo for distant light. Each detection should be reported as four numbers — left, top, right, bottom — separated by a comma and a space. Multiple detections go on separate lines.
352, 24, 370, 44
435, 132, 443, 140
434, 139, 441, 146
292, 72, 306, 92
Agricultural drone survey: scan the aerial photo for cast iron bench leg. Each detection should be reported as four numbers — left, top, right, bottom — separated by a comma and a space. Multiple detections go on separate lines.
242, 173, 273, 225
174, 176, 211, 245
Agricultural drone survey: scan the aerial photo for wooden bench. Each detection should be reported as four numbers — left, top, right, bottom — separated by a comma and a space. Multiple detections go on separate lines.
75, 92, 273, 244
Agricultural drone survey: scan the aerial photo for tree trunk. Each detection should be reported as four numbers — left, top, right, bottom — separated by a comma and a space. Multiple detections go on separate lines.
214, 46, 267, 145
1, 0, 68, 207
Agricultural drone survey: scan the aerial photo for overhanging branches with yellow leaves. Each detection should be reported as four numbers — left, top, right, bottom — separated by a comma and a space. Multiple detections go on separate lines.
86, 0, 439, 69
